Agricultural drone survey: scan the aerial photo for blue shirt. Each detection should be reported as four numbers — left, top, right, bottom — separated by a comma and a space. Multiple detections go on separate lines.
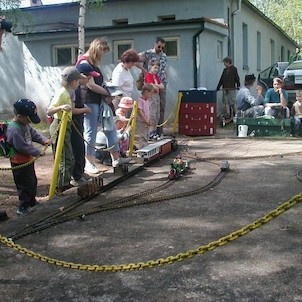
264, 88, 288, 104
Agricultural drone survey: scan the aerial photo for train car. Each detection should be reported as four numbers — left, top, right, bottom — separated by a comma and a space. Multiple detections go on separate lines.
136, 139, 173, 162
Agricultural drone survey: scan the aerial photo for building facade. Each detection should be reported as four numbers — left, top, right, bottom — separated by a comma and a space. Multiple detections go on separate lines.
1, 0, 297, 117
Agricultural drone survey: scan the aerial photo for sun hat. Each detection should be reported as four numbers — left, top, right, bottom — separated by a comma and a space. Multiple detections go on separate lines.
118, 97, 133, 109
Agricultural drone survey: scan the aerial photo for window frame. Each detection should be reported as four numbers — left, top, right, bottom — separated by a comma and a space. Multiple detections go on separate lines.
162, 36, 179, 59
112, 39, 134, 63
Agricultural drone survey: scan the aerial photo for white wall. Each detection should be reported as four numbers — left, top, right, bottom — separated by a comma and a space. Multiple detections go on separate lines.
0, 35, 62, 120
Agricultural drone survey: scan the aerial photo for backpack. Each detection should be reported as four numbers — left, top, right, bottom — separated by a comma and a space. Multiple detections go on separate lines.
0, 121, 15, 158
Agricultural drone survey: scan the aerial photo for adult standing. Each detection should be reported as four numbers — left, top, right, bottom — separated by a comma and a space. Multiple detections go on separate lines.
216, 56, 240, 121
288, 47, 302, 65
236, 74, 264, 118
136, 37, 168, 138
76, 38, 122, 172
111, 48, 140, 108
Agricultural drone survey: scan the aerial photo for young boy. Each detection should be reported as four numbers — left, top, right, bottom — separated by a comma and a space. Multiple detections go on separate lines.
144, 61, 164, 140
47, 66, 86, 192
291, 90, 302, 136
6, 99, 51, 215
136, 84, 154, 149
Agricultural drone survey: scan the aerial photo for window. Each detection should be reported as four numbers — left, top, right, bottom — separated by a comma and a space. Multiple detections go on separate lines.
217, 40, 223, 61
158, 15, 175, 21
53, 45, 88, 66
113, 19, 128, 25
242, 23, 248, 69
257, 31, 261, 70
163, 37, 179, 58
270, 39, 275, 64
113, 40, 134, 62
281, 46, 285, 61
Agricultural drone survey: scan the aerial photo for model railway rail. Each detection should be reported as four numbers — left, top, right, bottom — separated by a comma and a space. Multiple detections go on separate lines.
7, 168, 228, 241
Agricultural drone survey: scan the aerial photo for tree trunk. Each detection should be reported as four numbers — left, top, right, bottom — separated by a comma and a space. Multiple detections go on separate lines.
78, 0, 87, 58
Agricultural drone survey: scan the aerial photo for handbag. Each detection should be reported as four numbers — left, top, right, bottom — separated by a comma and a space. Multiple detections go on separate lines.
136, 72, 144, 90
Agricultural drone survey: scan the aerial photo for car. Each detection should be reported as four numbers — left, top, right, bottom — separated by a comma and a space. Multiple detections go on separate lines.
257, 61, 289, 95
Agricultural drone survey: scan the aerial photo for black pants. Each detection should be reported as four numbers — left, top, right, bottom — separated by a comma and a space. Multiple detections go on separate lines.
11, 162, 37, 210
71, 121, 85, 180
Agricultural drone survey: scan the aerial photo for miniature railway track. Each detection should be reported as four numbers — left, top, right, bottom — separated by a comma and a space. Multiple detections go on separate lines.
7, 169, 228, 241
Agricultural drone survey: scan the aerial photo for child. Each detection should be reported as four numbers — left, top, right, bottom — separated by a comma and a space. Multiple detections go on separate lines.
47, 66, 86, 192
136, 84, 154, 149
70, 63, 98, 187
144, 61, 164, 140
115, 96, 133, 156
6, 99, 51, 215
291, 90, 302, 136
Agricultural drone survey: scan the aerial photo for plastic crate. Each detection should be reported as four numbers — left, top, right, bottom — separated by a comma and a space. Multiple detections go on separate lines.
237, 117, 291, 137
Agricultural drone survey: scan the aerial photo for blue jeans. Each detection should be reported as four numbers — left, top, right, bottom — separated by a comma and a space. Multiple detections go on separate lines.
84, 103, 120, 156
84, 103, 101, 157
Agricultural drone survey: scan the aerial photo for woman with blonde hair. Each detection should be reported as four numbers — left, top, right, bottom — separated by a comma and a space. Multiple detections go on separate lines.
76, 38, 123, 172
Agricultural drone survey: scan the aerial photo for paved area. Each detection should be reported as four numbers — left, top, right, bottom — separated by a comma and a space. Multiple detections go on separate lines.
0, 133, 302, 302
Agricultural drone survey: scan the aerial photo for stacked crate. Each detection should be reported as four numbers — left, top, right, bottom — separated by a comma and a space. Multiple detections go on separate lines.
178, 90, 217, 136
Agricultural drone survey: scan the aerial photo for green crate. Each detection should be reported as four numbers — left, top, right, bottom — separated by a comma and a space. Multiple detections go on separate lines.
237, 117, 291, 127
237, 117, 291, 137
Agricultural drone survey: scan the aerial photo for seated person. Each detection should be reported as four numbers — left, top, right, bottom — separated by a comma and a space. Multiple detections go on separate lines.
236, 74, 264, 118
291, 90, 302, 136
263, 77, 290, 118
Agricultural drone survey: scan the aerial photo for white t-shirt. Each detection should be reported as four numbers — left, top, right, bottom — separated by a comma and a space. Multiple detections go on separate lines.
111, 63, 133, 97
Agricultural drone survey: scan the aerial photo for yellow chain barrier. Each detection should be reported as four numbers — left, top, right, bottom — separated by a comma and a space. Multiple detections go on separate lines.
1, 193, 301, 272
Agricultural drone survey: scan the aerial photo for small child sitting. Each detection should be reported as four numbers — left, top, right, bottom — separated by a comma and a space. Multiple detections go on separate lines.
291, 90, 302, 136
115, 96, 133, 156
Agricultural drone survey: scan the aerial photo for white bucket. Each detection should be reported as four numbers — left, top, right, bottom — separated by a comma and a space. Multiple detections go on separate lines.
238, 125, 248, 137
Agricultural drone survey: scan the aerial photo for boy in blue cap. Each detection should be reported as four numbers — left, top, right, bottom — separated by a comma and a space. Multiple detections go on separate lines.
6, 99, 51, 215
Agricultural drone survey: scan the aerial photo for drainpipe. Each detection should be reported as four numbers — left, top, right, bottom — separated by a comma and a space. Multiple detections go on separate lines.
231, 0, 242, 60
193, 21, 205, 88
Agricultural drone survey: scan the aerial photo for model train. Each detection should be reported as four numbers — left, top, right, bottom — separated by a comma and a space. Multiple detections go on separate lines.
168, 154, 190, 180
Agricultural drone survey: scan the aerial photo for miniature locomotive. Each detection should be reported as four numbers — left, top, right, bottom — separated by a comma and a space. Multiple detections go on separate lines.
168, 154, 189, 180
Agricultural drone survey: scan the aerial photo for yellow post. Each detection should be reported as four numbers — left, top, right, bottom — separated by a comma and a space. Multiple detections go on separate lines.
129, 100, 138, 157
172, 92, 183, 134
48, 111, 69, 199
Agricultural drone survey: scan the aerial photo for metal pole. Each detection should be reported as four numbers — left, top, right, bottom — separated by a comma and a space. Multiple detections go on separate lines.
48, 111, 69, 199
129, 100, 138, 157
172, 92, 183, 134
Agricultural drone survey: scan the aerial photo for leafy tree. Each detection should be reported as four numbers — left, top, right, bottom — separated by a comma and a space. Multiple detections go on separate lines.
249, 0, 302, 45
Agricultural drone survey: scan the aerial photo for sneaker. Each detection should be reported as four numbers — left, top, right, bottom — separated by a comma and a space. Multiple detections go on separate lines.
149, 131, 156, 139
70, 177, 88, 187
152, 134, 159, 140
85, 161, 100, 174
112, 159, 120, 168
157, 134, 164, 141
16, 207, 30, 215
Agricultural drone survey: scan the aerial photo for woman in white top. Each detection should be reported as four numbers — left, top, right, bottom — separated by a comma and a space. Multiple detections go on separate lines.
111, 49, 140, 108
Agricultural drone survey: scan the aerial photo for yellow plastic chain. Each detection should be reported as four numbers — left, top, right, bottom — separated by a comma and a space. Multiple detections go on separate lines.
1, 193, 301, 272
